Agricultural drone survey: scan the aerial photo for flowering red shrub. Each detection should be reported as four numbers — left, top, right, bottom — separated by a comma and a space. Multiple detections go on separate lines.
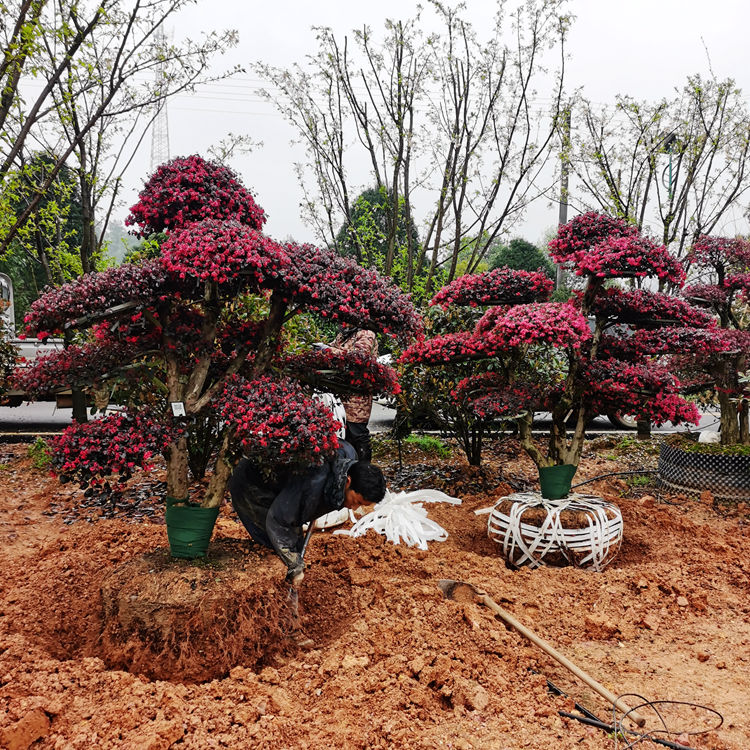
24, 260, 169, 338
278, 243, 422, 342
161, 220, 288, 286
689, 235, 750, 269
567, 235, 684, 283
452, 372, 557, 419
477, 302, 591, 352
19, 157, 421, 510
548, 211, 637, 262
126, 155, 266, 235
725, 273, 750, 294
589, 288, 713, 328
682, 283, 728, 308
406, 211, 707, 472
281, 349, 400, 396
600, 327, 725, 361
583, 359, 699, 426
12, 339, 152, 396
679, 234, 750, 443
430, 268, 553, 308
400, 331, 488, 365
218, 376, 340, 466
550, 212, 683, 283
49, 410, 180, 487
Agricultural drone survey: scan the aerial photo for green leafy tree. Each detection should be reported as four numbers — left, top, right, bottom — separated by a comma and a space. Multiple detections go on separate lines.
0, 153, 84, 326
489, 238, 555, 280
0, 0, 240, 270
336, 186, 434, 302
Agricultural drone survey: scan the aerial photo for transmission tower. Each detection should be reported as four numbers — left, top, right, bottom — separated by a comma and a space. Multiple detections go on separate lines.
150, 28, 171, 171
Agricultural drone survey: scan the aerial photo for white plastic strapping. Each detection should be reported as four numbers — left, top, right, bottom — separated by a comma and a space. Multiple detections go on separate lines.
313, 392, 347, 438
487, 491, 623, 571
334, 489, 461, 549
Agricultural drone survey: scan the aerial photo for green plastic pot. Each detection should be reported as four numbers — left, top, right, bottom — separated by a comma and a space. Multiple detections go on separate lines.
165, 496, 220, 559
538, 464, 577, 500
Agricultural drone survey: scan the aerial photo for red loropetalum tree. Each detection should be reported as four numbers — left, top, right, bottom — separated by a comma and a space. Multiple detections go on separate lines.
18, 155, 420, 507
682, 235, 750, 444
402, 213, 709, 493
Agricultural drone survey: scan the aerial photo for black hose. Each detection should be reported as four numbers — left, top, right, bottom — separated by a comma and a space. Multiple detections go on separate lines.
558, 710, 698, 750
543, 674, 720, 750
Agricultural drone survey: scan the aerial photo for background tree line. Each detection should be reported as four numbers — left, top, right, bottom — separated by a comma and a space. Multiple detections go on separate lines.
0, 0, 239, 327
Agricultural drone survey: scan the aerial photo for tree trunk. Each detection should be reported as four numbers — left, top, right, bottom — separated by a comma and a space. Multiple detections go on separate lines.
739, 400, 749, 444
203, 431, 233, 508
718, 390, 740, 445
636, 418, 651, 440
165, 435, 190, 501
78, 167, 97, 274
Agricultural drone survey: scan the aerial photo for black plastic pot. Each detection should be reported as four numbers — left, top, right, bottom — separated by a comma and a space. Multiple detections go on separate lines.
657, 442, 750, 502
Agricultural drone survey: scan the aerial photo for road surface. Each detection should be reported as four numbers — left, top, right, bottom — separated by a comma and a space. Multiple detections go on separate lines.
368, 401, 721, 435
0, 399, 722, 438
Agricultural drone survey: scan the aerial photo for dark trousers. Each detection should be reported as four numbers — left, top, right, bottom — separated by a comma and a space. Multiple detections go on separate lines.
346, 421, 372, 462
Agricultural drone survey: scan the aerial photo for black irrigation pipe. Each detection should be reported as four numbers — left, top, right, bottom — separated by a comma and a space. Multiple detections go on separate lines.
571, 469, 658, 490
543, 676, 700, 750
557, 711, 699, 750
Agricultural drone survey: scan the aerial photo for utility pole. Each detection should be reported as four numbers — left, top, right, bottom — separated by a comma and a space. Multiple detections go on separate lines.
150, 28, 171, 171
555, 106, 571, 290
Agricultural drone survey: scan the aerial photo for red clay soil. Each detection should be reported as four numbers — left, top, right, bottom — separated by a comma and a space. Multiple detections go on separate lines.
0, 438, 748, 750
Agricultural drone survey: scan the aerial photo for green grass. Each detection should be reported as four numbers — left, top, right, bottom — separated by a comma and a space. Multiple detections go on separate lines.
403, 434, 452, 458
27, 438, 52, 469
625, 474, 651, 488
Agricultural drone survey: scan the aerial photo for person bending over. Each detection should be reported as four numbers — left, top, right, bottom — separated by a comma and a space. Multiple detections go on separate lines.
229, 439, 386, 585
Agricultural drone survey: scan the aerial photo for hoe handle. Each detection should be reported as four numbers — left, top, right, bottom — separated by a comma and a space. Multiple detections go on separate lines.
476, 590, 647, 728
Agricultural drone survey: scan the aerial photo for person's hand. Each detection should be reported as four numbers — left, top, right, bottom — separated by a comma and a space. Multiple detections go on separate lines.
286, 563, 305, 587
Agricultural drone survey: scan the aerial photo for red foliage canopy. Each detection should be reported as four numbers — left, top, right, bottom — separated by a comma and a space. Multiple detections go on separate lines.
589, 288, 714, 328
126, 155, 266, 235
218, 376, 341, 467
281, 349, 400, 397
583, 359, 699, 426
49, 410, 180, 485
21, 155, 422, 491
689, 235, 750, 271
277, 242, 422, 342
548, 212, 637, 262
24, 261, 170, 338
430, 268, 553, 308
161, 220, 287, 286
549, 211, 683, 283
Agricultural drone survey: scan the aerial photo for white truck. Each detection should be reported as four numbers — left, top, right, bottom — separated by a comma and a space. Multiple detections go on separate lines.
0, 272, 67, 406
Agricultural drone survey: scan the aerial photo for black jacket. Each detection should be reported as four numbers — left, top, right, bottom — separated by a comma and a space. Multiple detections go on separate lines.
229, 441, 357, 572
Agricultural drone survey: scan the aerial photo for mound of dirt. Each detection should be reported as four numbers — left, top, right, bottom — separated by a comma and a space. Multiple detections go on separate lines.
0, 439, 748, 749
99, 542, 299, 682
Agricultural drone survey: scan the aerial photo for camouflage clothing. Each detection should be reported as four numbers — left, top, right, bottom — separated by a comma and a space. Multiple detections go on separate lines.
332, 328, 378, 423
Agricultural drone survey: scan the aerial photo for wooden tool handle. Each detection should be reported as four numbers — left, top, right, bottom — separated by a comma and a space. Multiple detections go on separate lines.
477, 592, 647, 728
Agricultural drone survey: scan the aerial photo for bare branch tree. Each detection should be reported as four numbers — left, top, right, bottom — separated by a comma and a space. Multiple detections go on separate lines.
572, 75, 750, 259
256, 0, 570, 294
0, 0, 240, 265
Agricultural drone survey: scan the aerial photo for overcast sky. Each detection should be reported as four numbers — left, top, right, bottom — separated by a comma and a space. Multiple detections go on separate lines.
117, 0, 750, 245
